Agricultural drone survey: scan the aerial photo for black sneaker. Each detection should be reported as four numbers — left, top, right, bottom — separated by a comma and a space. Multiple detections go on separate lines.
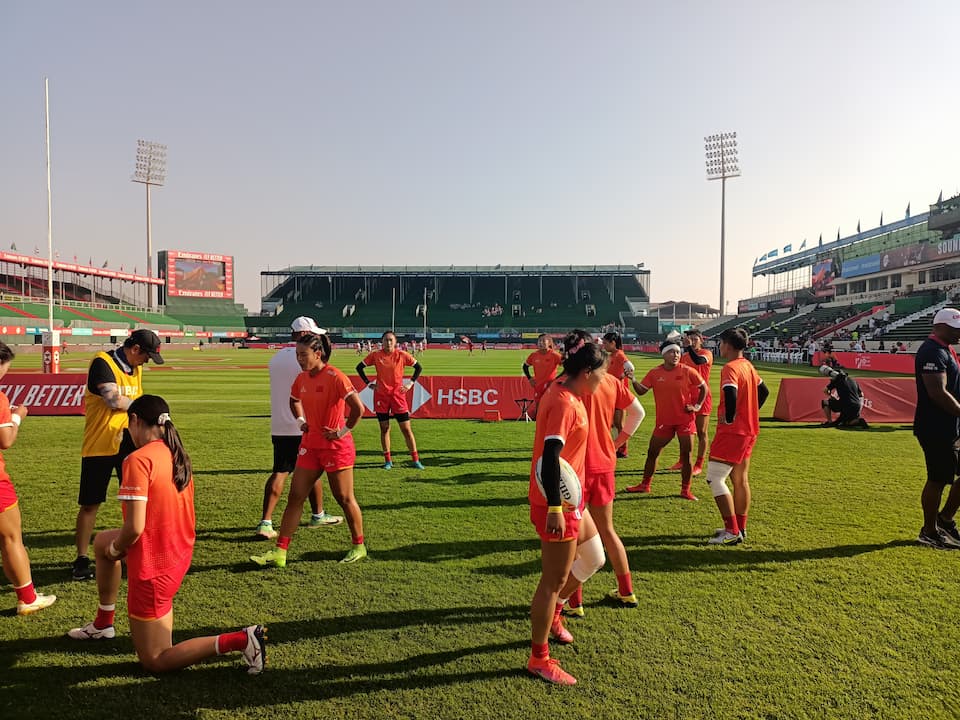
72, 556, 94, 580
918, 528, 959, 550
938, 515, 960, 544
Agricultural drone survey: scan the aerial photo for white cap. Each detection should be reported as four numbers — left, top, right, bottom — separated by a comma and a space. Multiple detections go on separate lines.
933, 308, 960, 328
290, 316, 326, 334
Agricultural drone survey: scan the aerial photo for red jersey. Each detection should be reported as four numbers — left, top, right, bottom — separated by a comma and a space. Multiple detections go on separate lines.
680, 348, 713, 384
583, 373, 635, 473
716, 357, 762, 437
119, 439, 196, 581
528, 382, 589, 509
291, 366, 357, 450
362, 349, 416, 393
524, 349, 563, 386
0, 393, 13, 485
638, 364, 705, 426
607, 349, 627, 380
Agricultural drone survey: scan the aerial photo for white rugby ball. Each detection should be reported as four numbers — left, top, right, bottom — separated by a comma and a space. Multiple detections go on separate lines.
622, 360, 635, 376
666, 330, 682, 342
534, 456, 583, 511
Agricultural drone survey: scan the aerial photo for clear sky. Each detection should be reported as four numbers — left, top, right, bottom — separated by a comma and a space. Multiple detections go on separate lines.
2, 1, 959, 315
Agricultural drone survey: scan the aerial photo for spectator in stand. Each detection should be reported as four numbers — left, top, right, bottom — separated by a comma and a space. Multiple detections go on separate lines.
820, 366, 869, 429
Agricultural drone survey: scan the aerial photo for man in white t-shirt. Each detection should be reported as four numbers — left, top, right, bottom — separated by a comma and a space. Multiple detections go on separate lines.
255, 316, 343, 538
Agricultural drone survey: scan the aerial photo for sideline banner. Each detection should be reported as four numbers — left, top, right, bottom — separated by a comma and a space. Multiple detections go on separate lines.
812, 351, 913, 374
350, 375, 536, 420
0, 373, 87, 416
773, 377, 916, 423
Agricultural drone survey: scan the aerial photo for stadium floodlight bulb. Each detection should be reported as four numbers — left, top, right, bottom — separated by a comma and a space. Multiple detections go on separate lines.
704, 129, 741, 319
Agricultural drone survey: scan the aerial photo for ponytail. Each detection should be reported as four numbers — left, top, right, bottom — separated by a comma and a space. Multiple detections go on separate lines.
127, 394, 193, 492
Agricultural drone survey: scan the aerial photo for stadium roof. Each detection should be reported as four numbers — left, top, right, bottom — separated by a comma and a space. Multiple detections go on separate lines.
263, 264, 648, 278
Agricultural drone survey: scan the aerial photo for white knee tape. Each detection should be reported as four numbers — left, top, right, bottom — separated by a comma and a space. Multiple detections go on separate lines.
571, 534, 605, 583
706, 461, 733, 498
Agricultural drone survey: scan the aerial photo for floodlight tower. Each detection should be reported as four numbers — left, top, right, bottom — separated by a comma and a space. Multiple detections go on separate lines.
705, 132, 740, 316
132, 140, 167, 308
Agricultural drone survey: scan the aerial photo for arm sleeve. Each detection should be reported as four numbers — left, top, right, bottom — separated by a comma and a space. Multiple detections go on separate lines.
685, 346, 708, 365
355, 362, 370, 385
522, 363, 532, 380
723, 385, 738, 424
87, 357, 115, 394
757, 381, 770, 408
410, 362, 423, 382
539, 438, 564, 507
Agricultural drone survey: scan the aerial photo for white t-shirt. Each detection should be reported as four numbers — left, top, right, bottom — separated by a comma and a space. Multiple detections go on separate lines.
269, 346, 302, 436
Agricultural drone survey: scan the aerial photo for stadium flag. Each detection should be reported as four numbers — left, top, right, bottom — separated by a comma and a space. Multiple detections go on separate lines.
88, 257, 92, 265
783, 244, 792, 253
9, 243, 16, 251
905, 202, 911, 218
857, 221, 861, 233
836, 228, 840, 242
34, 246, 40, 255
753, 257, 758, 266
799, 239, 807, 251
768, 248, 779, 258
102, 260, 108, 268
938, 190, 943, 203
879, 212, 883, 226
73, 255, 77, 262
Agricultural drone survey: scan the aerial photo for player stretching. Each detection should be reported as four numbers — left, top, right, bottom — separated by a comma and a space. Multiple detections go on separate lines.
357, 331, 424, 470
704, 328, 769, 545
522, 334, 563, 418
667, 329, 714, 476
625, 340, 707, 500
527, 334, 607, 686
601, 332, 630, 458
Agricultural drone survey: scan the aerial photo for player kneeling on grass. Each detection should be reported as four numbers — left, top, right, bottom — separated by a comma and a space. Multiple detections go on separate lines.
819, 365, 869, 429
704, 328, 769, 546
68, 394, 266, 675
527, 334, 607, 686
252, 332, 367, 567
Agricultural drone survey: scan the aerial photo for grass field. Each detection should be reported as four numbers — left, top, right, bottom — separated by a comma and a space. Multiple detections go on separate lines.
2, 346, 958, 719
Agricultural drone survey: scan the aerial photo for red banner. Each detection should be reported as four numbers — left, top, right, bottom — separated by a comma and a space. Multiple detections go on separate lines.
773, 377, 916, 423
0, 373, 87, 415
813, 351, 913, 374
350, 375, 537, 420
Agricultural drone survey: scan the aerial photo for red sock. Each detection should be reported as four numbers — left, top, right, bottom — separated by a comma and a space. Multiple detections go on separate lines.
277, 536, 292, 550
553, 603, 563, 623
736, 514, 748, 533
531, 641, 549, 660
723, 515, 740, 535
681, 479, 692, 492
384, 452, 392, 463
353, 535, 364, 545
95, 605, 116, 629
411, 451, 419, 462
643, 476, 652, 484
216, 630, 248, 655
616, 572, 633, 596
14, 582, 36, 605
569, 586, 583, 608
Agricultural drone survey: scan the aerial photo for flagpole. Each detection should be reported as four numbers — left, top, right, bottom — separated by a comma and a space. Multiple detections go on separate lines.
44, 78, 54, 331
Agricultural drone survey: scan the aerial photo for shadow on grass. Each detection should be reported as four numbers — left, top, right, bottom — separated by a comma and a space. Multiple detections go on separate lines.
299, 537, 539, 565
362, 495, 528, 511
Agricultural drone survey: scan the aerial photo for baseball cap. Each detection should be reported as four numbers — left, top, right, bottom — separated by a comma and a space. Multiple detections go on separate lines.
128, 329, 164, 364
933, 308, 960, 328
290, 316, 327, 334
819, 365, 837, 377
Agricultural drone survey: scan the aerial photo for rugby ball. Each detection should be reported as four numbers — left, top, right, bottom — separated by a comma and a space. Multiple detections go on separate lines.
622, 360, 635, 377
534, 456, 583, 512
666, 330, 682, 342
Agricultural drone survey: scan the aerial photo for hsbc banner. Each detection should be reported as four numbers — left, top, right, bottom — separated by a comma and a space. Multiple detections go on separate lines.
350, 376, 534, 420
0, 373, 87, 416
773, 377, 916, 423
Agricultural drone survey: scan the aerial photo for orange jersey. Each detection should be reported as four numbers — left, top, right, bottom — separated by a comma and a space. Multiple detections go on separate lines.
0, 393, 12, 485
524, 349, 563, 385
119, 439, 196, 581
291, 366, 357, 450
362, 349, 416, 393
680, 347, 714, 385
528, 382, 589, 508
607, 349, 627, 380
716, 357, 762, 436
583, 373, 635, 473
638, 364, 705, 426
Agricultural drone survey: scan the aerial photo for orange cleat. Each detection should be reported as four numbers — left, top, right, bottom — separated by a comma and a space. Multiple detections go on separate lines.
625, 480, 652, 493
549, 618, 574, 644
527, 655, 577, 685
680, 489, 699, 501
667, 460, 684, 471
691, 462, 704, 476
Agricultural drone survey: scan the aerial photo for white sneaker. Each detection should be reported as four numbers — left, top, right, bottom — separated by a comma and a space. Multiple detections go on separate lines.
17, 592, 56, 616
67, 621, 116, 640
241, 625, 267, 675
708, 530, 743, 546
255, 521, 278, 539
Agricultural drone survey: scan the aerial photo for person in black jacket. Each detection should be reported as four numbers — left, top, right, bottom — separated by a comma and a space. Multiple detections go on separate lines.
819, 366, 868, 429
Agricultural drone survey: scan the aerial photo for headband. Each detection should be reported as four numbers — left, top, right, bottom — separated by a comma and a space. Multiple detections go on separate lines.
660, 343, 681, 355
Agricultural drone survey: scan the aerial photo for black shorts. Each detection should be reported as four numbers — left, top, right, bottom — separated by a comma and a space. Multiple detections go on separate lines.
917, 436, 960, 486
79, 431, 136, 505
272, 435, 302, 474
376, 412, 410, 423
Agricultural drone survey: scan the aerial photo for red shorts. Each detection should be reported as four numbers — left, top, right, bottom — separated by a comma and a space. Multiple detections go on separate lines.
532, 381, 553, 405
0, 477, 17, 512
127, 561, 190, 620
530, 504, 581, 543
296, 438, 356, 472
709, 433, 757, 465
583, 469, 615, 507
698, 395, 713, 417
374, 388, 410, 416
652, 419, 696, 439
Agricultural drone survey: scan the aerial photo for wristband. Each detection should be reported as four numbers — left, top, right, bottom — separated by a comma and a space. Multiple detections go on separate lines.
10, 414, 21, 427
547, 506, 563, 514
338, 426, 352, 439
296, 416, 306, 428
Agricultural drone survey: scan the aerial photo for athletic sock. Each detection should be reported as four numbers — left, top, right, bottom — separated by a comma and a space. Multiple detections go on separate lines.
723, 515, 740, 536
736, 514, 748, 533
569, 586, 583, 608
531, 641, 550, 660
411, 451, 420, 462
384, 452, 392, 463
14, 581, 37, 605
553, 603, 564, 623
616, 572, 633, 596
277, 536, 292, 550
681, 479, 692, 492
216, 630, 248, 655
353, 535, 364, 545
95, 604, 116, 629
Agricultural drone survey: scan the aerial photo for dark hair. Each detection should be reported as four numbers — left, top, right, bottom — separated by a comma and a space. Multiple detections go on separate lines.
719, 327, 749, 350
602, 331, 622, 349
0, 341, 15, 364
685, 328, 703, 338
561, 330, 606, 377
127, 395, 192, 492
382, 330, 396, 342
297, 332, 332, 362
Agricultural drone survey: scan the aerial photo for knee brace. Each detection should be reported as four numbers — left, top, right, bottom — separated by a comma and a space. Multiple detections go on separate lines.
706, 461, 733, 498
571, 534, 605, 583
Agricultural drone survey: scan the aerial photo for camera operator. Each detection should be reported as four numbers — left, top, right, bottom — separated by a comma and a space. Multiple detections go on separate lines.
820, 365, 869, 429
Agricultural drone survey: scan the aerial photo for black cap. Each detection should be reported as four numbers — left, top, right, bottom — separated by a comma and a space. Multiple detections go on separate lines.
127, 329, 164, 364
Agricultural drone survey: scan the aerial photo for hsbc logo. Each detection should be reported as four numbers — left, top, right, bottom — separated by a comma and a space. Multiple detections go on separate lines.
434, 388, 499, 406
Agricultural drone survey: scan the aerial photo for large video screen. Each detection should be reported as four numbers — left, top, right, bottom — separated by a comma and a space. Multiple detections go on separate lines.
165, 251, 234, 299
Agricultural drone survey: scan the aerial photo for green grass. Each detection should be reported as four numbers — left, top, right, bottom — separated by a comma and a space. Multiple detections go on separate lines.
2, 347, 959, 719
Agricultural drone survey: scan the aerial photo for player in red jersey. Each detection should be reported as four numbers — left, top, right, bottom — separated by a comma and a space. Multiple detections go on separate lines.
704, 328, 769, 545
357, 331, 424, 470
667, 329, 714, 476
0, 343, 56, 616
602, 332, 631, 457
526, 334, 607, 686
253, 333, 367, 566
523, 334, 563, 417
625, 340, 707, 499
68, 395, 266, 675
